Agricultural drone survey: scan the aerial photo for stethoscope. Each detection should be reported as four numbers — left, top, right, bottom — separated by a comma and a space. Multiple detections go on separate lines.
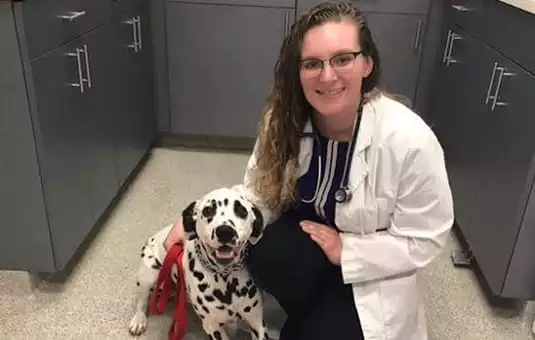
300, 105, 363, 204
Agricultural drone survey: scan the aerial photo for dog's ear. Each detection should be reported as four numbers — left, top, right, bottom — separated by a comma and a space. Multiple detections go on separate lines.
249, 205, 264, 245
182, 200, 198, 240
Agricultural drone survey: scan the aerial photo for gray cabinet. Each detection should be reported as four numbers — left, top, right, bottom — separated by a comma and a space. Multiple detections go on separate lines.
430, 0, 535, 300
0, 0, 157, 274
166, 0, 294, 139
29, 26, 113, 271
0, 2, 55, 272
111, 0, 157, 186
364, 12, 426, 104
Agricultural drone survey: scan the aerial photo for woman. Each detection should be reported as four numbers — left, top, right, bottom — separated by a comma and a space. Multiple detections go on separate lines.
165, 2, 454, 339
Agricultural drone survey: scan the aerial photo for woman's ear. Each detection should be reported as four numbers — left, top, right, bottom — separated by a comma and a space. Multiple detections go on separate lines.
363, 57, 374, 78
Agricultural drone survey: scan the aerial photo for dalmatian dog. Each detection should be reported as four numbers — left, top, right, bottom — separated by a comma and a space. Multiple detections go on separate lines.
129, 187, 269, 340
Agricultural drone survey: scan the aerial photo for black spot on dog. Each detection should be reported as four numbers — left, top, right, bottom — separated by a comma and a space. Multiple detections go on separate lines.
148, 255, 153, 259
233, 200, 248, 219
141, 252, 145, 258
198, 283, 209, 292
213, 289, 231, 305
173, 272, 178, 281
246, 279, 253, 287
216, 305, 225, 310
202, 305, 210, 314
205, 295, 215, 302
252, 299, 259, 307
219, 322, 225, 328
213, 330, 223, 340
196, 296, 203, 306
251, 328, 259, 339
199, 314, 205, 320
214, 274, 219, 283
228, 310, 234, 317
248, 285, 257, 299
151, 237, 155, 242
136, 281, 140, 286
264, 330, 269, 339
244, 306, 251, 313
151, 258, 162, 270
193, 271, 204, 281
224, 198, 229, 206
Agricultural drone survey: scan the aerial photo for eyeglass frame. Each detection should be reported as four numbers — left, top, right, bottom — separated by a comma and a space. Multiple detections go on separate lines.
299, 51, 363, 73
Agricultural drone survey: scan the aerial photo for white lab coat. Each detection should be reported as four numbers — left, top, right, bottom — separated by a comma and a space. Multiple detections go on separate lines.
234, 92, 455, 340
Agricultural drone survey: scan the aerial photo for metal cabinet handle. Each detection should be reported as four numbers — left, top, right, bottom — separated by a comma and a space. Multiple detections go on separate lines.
58, 11, 87, 22
489, 64, 515, 111
442, 30, 452, 64
451, 4, 474, 11
124, 17, 139, 52
82, 44, 92, 88
136, 16, 142, 51
65, 48, 85, 93
413, 19, 422, 51
485, 62, 498, 104
446, 33, 462, 66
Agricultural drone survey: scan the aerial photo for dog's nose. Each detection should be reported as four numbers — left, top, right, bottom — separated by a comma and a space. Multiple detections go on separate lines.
215, 225, 237, 244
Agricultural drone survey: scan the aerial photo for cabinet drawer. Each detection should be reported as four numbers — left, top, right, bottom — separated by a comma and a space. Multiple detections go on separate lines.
448, 0, 535, 74
298, 0, 431, 15
14, 0, 111, 60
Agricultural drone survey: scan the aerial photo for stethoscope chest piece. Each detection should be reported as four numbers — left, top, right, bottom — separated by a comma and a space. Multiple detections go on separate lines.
334, 187, 352, 203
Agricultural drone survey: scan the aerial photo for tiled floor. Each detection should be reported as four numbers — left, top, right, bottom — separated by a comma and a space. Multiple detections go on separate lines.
1, 147, 534, 340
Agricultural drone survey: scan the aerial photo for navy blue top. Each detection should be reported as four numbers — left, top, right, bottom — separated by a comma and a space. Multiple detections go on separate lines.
290, 132, 351, 230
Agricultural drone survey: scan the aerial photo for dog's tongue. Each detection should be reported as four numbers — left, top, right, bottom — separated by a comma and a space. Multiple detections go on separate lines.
215, 249, 235, 259
215, 246, 236, 259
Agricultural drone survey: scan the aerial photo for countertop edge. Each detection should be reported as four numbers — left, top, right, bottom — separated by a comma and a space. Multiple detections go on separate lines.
499, 0, 535, 14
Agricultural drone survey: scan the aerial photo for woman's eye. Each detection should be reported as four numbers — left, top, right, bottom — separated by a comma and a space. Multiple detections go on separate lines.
302, 60, 322, 70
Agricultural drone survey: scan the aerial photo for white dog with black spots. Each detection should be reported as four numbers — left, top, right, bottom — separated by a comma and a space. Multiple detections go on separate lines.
129, 187, 269, 340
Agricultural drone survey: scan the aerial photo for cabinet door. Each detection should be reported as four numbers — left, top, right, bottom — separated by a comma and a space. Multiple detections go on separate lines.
30, 33, 96, 271
0, 3, 55, 272
430, 27, 489, 243
167, 3, 294, 138
361, 13, 425, 106
111, 0, 156, 186
468, 45, 535, 296
81, 23, 120, 221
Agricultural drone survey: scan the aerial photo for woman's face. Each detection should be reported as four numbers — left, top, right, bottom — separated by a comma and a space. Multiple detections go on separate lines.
299, 20, 373, 118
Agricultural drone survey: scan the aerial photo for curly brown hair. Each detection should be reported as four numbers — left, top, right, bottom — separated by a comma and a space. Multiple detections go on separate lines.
252, 1, 382, 213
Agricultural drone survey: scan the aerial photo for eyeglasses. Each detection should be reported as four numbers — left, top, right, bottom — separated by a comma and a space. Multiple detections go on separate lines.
300, 51, 363, 75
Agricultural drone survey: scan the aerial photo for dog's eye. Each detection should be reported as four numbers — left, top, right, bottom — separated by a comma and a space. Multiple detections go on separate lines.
202, 203, 217, 218
233, 200, 248, 219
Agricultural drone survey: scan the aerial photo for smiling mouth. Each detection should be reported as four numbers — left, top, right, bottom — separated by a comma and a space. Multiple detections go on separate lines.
214, 245, 239, 260
315, 87, 345, 96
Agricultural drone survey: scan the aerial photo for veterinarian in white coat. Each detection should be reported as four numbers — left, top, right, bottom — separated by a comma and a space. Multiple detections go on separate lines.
166, 2, 454, 339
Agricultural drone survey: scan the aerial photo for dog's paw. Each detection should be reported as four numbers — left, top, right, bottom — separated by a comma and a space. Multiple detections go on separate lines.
129, 312, 148, 336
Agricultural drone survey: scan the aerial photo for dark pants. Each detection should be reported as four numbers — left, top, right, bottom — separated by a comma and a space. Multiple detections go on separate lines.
245, 212, 364, 340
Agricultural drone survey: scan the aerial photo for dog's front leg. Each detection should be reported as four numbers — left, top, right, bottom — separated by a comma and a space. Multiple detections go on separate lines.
241, 303, 269, 340
129, 248, 160, 335
201, 321, 230, 340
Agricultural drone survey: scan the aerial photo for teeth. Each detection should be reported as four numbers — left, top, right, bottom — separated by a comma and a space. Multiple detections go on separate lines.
318, 88, 343, 95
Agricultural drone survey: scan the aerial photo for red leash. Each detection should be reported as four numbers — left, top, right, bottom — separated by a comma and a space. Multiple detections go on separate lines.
149, 243, 188, 340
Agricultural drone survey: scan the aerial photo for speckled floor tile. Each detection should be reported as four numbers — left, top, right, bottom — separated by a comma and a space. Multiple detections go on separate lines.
0, 146, 534, 340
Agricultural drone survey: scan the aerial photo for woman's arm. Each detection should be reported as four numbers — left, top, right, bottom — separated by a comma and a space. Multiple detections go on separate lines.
339, 131, 454, 284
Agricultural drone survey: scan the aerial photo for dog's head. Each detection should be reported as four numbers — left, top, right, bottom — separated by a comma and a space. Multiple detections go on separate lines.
181, 187, 264, 265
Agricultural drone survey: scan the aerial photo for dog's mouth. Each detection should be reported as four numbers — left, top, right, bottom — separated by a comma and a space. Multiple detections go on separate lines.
214, 245, 239, 260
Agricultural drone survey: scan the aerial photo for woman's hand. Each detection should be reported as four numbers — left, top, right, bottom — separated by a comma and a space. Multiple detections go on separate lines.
300, 220, 342, 266
164, 218, 185, 251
